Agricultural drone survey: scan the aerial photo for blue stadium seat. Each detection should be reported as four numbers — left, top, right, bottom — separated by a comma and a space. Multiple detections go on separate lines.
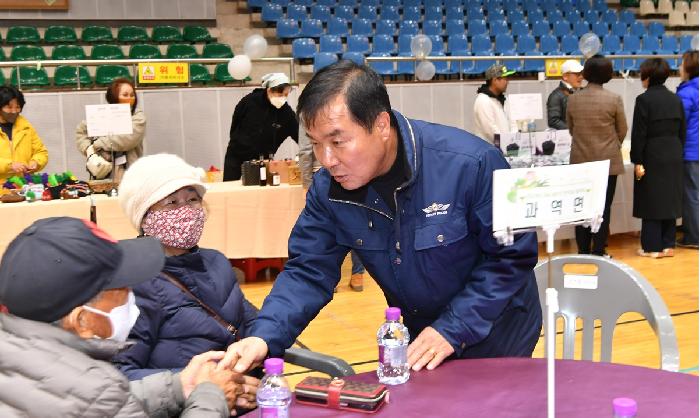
423, 20, 443, 36
295, 0, 314, 6
270, 0, 289, 6
399, 20, 420, 36
560, 33, 580, 54
397, 52, 415, 76
425, 0, 443, 7
503, 0, 519, 11
373, 34, 397, 54
471, 34, 493, 54
287, 4, 308, 20
470, 51, 497, 75
508, 10, 525, 23
648, 22, 665, 38
511, 21, 530, 37
573, 21, 591, 37
553, 21, 571, 38
334, 5, 354, 20
292, 37, 317, 58
311, 5, 333, 22
602, 34, 621, 54
338, 0, 356, 5
516, 33, 536, 53
428, 35, 455, 75
276, 18, 301, 38
622, 34, 640, 52
630, 21, 646, 37
602, 9, 618, 25
467, 19, 488, 37
575, 0, 591, 12
318, 0, 337, 6
398, 34, 413, 54
527, 10, 545, 24
542, 0, 557, 15
584, 10, 599, 24
404, 0, 422, 7
495, 33, 516, 55
522, 50, 544, 72
523, 0, 538, 13
547, 10, 564, 23
425, 6, 443, 21
679, 35, 693, 52
532, 20, 550, 38
565, 10, 582, 24
320, 34, 344, 54
539, 33, 560, 54
248, 0, 266, 9
640, 34, 660, 54
327, 17, 350, 36
382, 0, 401, 7
376, 19, 398, 36
448, 41, 473, 74
341, 51, 365, 65
446, 19, 465, 36
561, 1, 577, 14
593, 0, 608, 12
448, 33, 468, 54
380, 5, 401, 21
403, 6, 422, 21
300, 18, 324, 37
619, 10, 635, 25
446, 6, 465, 20
466, 6, 484, 20
369, 52, 396, 75
351, 18, 374, 36
446, 0, 461, 7
313, 52, 338, 72
358, 5, 377, 20
611, 21, 628, 37
592, 21, 609, 37
661, 35, 679, 53
347, 34, 371, 54
490, 20, 509, 36
489, 11, 507, 24
361, 0, 380, 5
262, 3, 284, 22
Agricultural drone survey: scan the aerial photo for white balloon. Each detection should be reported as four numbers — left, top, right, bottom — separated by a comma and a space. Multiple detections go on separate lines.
244, 34, 268, 60
692, 34, 699, 51
228, 55, 252, 80
579, 33, 601, 59
416, 60, 436, 81
410, 35, 433, 59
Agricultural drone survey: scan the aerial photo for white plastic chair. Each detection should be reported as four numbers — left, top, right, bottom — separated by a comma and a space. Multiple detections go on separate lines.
658, 0, 674, 14
640, 0, 657, 15
675, 0, 690, 13
692, 1, 699, 13
669, 10, 687, 26
685, 10, 699, 25
534, 255, 680, 372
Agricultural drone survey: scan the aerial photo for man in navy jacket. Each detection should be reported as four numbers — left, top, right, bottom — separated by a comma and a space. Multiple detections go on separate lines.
220, 62, 541, 373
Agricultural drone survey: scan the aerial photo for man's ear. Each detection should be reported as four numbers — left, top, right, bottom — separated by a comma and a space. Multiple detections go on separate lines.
63, 307, 97, 339
375, 111, 391, 141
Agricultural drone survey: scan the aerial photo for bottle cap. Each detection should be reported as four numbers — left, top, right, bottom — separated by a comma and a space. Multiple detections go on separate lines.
264, 357, 284, 374
612, 398, 637, 415
385, 307, 401, 321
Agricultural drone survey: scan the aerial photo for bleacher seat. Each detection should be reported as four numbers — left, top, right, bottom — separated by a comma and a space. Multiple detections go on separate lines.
10, 67, 49, 87
560, 33, 580, 54
641, 34, 661, 54
547, 10, 564, 23
593, 0, 608, 12
532, 20, 550, 37
166, 43, 198, 59
319, 34, 344, 54
573, 21, 591, 37
612, 21, 628, 37
427, 35, 454, 75
630, 21, 646, 37
425, 0, 444, 8
446, 0, 462, 8
399, 20, 420, 36
292, 37, 317, 58
380, 5, 401, 21
539, 33, 560, 54
338, 0, 355, 6
376, 19, 398, 36
648, 22, 665, 37
248, 0, 266, 9
334, 5, 355, 20
639, 0, 656, 16
130, 44, 163, 59
369, 52, 396, 75
490, 20, 509, 36
679, 34, 693, 51
287, 4, 308, 21
446, 19, 465, 36
527, 10, 545, 25
466, 6, 484, 20
685, 11, 699, 26
470, 51, 497, 75
7, 26, 41, 44
592, 21, 609, 37
95, 65, 131, 85
495, 33, 516, 55
263, 3, 284, 21
423, 20, 443, 36
214, 63, 235, 82
313, 51, 339, 72
11, 45, 46, 61
404, 0, 422, 8
189, 64, 211, 83
584, 10, 599, 24
447, 34, 468, 54
341, 51, 365, 65
300, 18, 324, 37
373, 34, 396, 54
403, 6, 422, 21
44, 26, 78, 43
312, 5, 333, 22
446, 6, 464, 20
602, 34, 621, 56
81, 25, 113, 43
471, 34, 492, 54
151, 26, 182, 43
468, 19, 488, 37
183, 25, 212, 43
675, 1, 690, 13
508, 9, 525, 22
398, 34, 412, 55
511, 21, 530, 38
51, 44, 85, 60
270, 0, 289, 6
565, 10, 582, 23
357, 5, 377, 21
619, 10, 636, 25
553, 21, 571, 38
54, 66, 92, 87
327, 17, 350, 36
425, 6, 443, 21
622, 34, 641, 52
602, 9, 618, 25
317, 0, 337, 6
347, 34, 371, 55
351, 18, 374, 37
91, 44, 125, 60
668, 10, 686, 26
660, 34, 679, 53
118, 26, 150, 43
202, 43, 234, 58
277, 19, 301, 38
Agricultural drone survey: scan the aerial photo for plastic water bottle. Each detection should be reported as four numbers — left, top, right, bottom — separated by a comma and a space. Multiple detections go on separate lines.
613, 397, 637, 418
256, 358, 291, 418
376, 307, 410, 385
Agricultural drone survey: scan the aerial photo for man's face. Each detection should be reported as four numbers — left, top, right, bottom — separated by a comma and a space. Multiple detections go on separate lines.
562, 72, 583, 89
62, 288, 130, 339
491, 77, 508, 94
306, 95, 391, 191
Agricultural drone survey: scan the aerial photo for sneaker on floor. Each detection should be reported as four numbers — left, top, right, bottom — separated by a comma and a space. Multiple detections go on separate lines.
676, 240, 699, 249
349, 273, 364, 292
637, 248, 663, 258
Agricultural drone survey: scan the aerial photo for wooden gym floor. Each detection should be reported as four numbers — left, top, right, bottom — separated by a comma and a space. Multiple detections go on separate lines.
240, 232, 699, 386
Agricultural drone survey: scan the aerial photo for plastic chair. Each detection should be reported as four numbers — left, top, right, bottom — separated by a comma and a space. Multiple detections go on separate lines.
511, 21, 530, 38
380, 5, 401, 21
376, 19, 398, 36
490, 20, 509, 37
95, 65, 131, 85
560, 33, 580, 54
648, 21, 665, 37
357, 5, 377, 20
316, 0, 337, 6
547, 10, 564, 23
212, 63, 232, 83
611, 21, 628, 37
91, 44, 125, 60
9, 46, 41, 63
602, 34, 621, 55
311, 5, 333, 22
684, 11, 699, 26
553, 21, 571, 38
534, 255, 680, 372
467, 19, 488, 37
447, 33, 468, 54
300, 18, 324, 37
424, 5, 444, 21
313, 51, 339, 72
319, 34, 344, 54
54, 65, 92, 87
398, 34, 413, 55
81, 25, 113, 43
592, 21, 609, 37
532, 20, 550, 38
263, 3, 284, 21
166, 43, 198, 59
341, 51, 365, 65
446, 19, 465, 36
471, 34, 492, 54
347, 35, 371, 55
327, 17, 350, 37
369, 52, 396, 75
668, 10, 686, 26
398, 20, 419, 37
495, 33, 516, 55
202, 43, 234, 58
152, 25, 183, 42
593, 0, 608, 12
602, 9, 618, 25
6, 26, 41, 44
470, 51, 497, 75
351, 18, 374, 37
641, 34, 661, 54
118, 26, 150, 43
619, 10, 636, 25
10, 67, 49, 88
276, 18, 301, 39
334, 5, 355, 21
573, 21, 591, 37
373, 34, 396, 54
183, 25, 212, 43
639, 0, 656, 16
660, 35, 679, 53
446, 5, 465, 20
423, 20, 443, 36
292, 37, 317, 59
583, 9, 599, 24
189, 64, 211, 83
539, 34, 559, 54
675, 0, 690, 13
51, 44, 86, 60
286, 4, 309, 21
630, 21, 646, 37
508, 10, 525, 23
679, 34, 693, 52
44, 25, 78, 43
131, 44, 163, 59
403, 6, 422, 21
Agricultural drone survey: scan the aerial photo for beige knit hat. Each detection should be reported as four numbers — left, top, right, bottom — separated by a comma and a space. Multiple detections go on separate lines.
118, 154, 208, 231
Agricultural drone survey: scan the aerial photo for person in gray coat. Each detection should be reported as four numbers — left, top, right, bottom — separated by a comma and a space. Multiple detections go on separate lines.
546, 59, 584, 130
0, 217, 251, 417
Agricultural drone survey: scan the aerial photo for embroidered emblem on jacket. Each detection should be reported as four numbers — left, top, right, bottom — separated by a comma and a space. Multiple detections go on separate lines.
422, 202, 450, 218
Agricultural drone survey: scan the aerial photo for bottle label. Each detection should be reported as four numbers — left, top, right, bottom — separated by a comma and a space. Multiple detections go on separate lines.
260, 166, 267, 180
273, 174, 280, 186
378, 345, 384, 363
261, 406, 288, 418
380, 345, 407, 368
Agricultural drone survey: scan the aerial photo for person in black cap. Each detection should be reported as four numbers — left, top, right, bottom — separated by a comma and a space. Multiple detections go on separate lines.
0, 217, 251, 417
473, 64, 518, 144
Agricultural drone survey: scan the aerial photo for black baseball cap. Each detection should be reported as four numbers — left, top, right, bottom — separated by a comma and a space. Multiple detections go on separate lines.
0, 217, 165, 322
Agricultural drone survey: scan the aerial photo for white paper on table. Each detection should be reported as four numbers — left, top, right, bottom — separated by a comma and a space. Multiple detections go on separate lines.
85, 104, 133, 137
508, 93, 544, 121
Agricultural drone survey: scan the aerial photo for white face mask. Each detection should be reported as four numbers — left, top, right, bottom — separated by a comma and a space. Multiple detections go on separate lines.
270, 96, 286, 109
82, 291, 140, 343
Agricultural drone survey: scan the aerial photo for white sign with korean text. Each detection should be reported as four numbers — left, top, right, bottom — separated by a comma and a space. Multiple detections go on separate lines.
85, 104, 133, 137
507, 93, 543, 121
492, 160, 610, 235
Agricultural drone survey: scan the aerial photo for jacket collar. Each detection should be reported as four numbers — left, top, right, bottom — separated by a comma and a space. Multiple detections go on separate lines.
559, 81, 574, 93
477, 83, 507, 106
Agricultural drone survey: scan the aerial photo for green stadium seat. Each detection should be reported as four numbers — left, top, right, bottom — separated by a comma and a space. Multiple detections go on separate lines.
151, 26, 182, 43
214, 63, 234, 83
129, 44, 162, 59
10, 67, 49, 88
118, 26, 150, 43
91, 44, 125, 60
95, 65, 131, 85
203, 43, 233, 58
10, 45, 46, 61
0, 48, 6, 61
54, 65, 92, 87
6, 26, 41, 44
189, 63, 211, 83
81, 26, 113, 43
166, 43, 198, 59
0, 70, 5, 86
44, 26, 78, 43
183, 25, 212, 43
51, 44, 86, 60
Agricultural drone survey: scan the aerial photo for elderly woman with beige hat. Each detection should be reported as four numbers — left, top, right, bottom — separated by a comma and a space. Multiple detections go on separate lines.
112, 154, 259, 409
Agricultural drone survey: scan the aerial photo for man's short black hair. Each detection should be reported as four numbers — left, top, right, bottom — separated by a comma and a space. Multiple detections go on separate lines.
583, 54, 613, 85
297, 61, 393, 133
0, 86, 25, 110
270, 83, 290, 94
639, 58, 671, 86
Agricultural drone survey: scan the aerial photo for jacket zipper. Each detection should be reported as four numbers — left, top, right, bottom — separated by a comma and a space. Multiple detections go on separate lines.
328, 198, 394, 221
392, 114, 418, 254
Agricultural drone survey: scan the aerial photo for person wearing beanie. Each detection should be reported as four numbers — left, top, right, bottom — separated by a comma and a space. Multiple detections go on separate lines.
0, 217, 246, 417
223, 72, 299, 181
114, 154, 259, 412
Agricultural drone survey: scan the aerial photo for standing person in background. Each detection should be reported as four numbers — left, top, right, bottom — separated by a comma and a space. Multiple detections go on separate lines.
631, 58, 685, 258
224, 73, 299, 181
473, 64, 517, 144
75, 78, 145, 182
298, 125, 365, 291
566, 55, 628, 257
676, 50, 699, 249
546, 59, 584, 130
0, 85, 48, 183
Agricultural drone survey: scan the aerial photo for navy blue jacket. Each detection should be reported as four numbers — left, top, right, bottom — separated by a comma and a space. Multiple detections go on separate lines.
250, 110, 542, 358
677, 77, 698, 161
114, 248, 258, 380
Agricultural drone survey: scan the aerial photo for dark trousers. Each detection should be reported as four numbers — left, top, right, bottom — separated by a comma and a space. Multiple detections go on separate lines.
682, 161, 699, 245
223, 154, 245, 181
641, 219, 676, 252
576, 175, 617, 256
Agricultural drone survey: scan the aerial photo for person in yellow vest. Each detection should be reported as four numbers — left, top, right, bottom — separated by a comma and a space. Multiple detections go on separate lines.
0, 86, 48, 183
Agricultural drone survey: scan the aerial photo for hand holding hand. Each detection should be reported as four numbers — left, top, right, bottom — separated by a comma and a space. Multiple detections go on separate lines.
180, 351, 227, 399
406, 326, 455, 372
10, 161, 27, 174
217, 337, 268, 373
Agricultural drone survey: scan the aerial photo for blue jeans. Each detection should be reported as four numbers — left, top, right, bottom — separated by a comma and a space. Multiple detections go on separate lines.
682, 161, 699, 245
350, 250, 365, 275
